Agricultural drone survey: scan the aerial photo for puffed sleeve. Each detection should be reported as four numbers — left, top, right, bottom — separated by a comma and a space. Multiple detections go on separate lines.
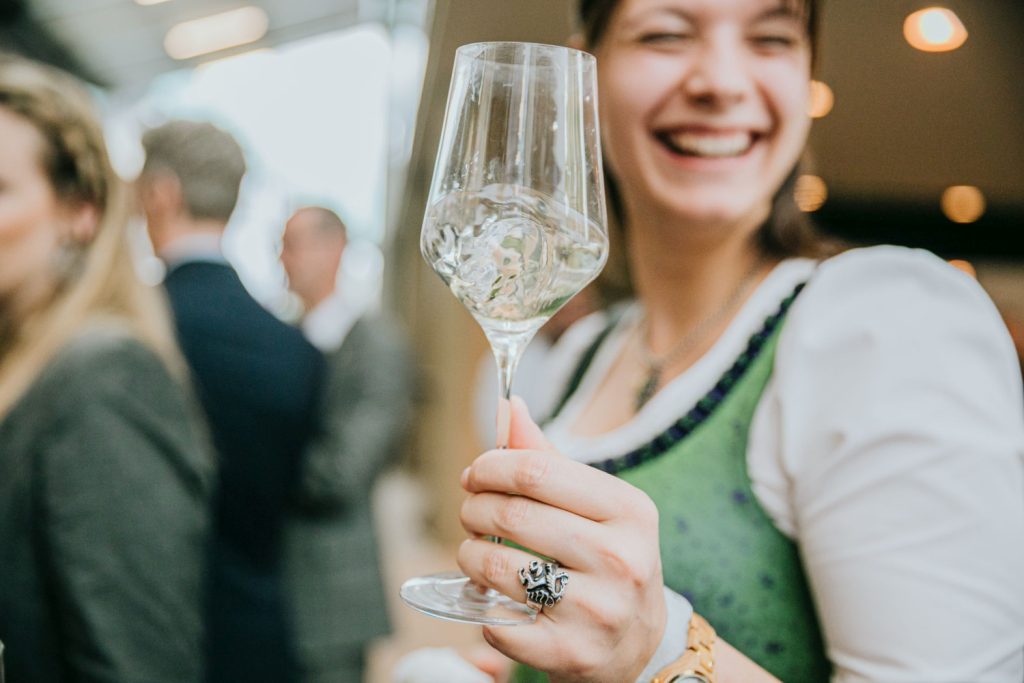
36, 334, 212, 682
769, 246, 1024, 682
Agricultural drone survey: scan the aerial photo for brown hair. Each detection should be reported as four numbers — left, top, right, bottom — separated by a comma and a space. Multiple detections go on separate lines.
0, 55, 180, 417
577, 0, 835, 272
141, 119, 247, 223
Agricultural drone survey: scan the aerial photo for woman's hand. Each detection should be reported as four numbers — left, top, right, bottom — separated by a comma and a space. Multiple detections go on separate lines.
457, 397, 668, 682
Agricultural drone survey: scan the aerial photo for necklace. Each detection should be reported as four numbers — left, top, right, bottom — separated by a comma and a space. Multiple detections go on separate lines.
634, 257, 767, 412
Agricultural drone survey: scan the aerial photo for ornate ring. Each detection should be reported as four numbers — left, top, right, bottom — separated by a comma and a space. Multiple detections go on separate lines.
518, 559, 569, 611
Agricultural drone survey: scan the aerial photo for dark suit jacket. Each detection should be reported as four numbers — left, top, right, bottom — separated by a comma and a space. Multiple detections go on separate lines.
0, 325, 212, 683
163, 261, 325, 683
284, 313, 414, 674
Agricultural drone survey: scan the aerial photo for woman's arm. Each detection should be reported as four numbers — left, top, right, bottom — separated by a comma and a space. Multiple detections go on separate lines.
37, 335, 211, 681
762, 247, 1024, 682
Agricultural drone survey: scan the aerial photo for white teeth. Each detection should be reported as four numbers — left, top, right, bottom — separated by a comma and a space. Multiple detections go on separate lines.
667, 131, 753, 158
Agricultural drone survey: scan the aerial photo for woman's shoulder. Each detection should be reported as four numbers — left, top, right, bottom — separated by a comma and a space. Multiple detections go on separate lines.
789, 245, 1008, 340
42, 320, 170, 392
22, 319, 213, 487
821, 243, 950, 269
0, 321, 186, 460
18, 320, 183, 429
810, 244, 988, 304
776, 243, 1022, 412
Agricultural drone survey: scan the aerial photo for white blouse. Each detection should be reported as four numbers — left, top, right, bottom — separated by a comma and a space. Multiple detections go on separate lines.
543, 246, 1024, 682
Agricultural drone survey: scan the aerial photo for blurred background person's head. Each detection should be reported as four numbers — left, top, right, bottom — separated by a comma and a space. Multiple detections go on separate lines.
280, 206, 347, 311
137, 119, 247, 256
0, 55, 176, 416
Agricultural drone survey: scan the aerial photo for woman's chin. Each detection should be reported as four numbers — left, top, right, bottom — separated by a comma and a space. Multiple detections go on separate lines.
660, 197, 768, 233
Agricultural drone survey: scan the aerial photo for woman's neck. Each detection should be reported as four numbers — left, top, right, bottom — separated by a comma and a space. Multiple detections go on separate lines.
623, 205, 773, 356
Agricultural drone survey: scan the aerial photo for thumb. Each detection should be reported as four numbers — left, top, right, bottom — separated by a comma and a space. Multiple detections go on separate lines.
507, 395, 554, 451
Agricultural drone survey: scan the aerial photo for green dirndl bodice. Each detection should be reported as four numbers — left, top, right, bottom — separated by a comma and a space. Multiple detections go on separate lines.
513, 286, 831, 683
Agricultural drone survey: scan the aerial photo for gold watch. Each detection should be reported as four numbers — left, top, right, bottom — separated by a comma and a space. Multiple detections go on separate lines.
650, 613, 716, 683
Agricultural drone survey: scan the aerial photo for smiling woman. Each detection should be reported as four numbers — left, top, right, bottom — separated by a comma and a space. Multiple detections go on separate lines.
441, 1, 1024, 682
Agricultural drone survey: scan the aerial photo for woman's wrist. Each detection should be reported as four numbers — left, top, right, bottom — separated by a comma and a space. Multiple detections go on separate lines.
635, 587, 694, 682
650, 613, 716, 683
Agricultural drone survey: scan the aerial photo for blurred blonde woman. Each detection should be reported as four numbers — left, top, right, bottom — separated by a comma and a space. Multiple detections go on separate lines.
0, 56, 211, 682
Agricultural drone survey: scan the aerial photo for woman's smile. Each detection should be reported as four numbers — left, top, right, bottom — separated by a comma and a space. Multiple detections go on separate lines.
657, 127, 761, 159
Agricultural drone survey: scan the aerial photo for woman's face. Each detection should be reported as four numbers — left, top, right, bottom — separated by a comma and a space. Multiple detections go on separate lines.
595, 0, 812, 231
0, 107, 67, 302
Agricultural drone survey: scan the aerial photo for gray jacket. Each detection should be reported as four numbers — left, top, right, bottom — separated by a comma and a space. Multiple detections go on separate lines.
0, 326, 213, 682
284, 313, 414, 667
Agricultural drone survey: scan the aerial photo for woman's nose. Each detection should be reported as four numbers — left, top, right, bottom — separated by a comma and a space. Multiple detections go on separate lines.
682, 38, 750, 109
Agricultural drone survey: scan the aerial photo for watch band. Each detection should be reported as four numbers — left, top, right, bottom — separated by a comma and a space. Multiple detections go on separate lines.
650, 612, 716, 683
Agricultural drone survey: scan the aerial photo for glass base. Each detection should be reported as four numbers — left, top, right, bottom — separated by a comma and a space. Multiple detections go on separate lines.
400, 571, 537, 625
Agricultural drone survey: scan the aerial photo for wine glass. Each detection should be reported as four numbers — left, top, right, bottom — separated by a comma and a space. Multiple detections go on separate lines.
400, 41, 608, 625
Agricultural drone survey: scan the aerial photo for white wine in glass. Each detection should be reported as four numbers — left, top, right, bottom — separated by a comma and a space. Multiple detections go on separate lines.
401, 41, 608, 625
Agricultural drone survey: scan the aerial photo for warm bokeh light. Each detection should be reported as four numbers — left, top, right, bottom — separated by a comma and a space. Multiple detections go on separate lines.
795, 175, 828, 212
808, 80, 834, 119
947, 259, 977, 278
164, 7, 269, 60
904, 8, 968, 52
941, 185, 986, 223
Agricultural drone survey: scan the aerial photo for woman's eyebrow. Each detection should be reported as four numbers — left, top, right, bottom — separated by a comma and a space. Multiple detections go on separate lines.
619, 5, 697, 31
753, 4, 805, 23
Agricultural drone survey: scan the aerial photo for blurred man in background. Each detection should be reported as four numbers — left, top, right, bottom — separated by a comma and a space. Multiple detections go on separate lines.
280, 206, 414, 683
139, 121, 325, 683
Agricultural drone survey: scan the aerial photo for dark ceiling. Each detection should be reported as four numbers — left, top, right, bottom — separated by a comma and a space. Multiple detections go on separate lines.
0, 0, 104, 84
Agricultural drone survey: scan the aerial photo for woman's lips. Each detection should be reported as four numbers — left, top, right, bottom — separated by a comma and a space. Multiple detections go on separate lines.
656, 129, 761, 158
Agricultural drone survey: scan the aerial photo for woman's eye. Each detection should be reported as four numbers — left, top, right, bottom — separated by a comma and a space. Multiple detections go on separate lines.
638, 32, 693, 45
751, 35, 799, 50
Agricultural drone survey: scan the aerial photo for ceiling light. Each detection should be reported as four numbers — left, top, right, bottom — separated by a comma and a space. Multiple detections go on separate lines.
164, 7, 269, 61
808, 80, 834, 119
135, 0, 172, 5
941, 185, 985, 223
904, 8, 968, 53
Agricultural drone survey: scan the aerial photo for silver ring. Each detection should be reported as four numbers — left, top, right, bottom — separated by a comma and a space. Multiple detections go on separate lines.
518, 559, 569, 611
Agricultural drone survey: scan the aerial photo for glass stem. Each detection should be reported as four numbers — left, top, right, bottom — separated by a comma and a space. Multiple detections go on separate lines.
492, 338, 526, 450
487, 332, 530, 547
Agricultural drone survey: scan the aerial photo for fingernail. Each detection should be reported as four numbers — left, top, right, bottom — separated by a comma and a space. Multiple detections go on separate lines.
460, 466, 470, 488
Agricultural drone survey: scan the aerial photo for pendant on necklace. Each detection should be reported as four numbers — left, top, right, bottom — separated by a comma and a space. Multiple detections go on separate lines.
635, 368, 661, 412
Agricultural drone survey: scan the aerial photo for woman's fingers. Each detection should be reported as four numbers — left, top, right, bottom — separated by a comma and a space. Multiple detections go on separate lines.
507, 395, 553, 450
478, 579, 651, 679
457, 539, 616, 628
457, 538, 543, 604
460, 492, 603, 571
462, 449, 655, 525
